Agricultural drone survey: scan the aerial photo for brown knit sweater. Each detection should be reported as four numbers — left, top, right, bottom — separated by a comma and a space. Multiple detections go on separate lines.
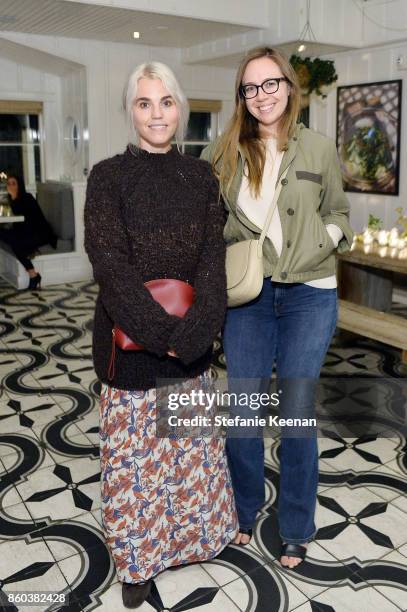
84, 145, 226, 390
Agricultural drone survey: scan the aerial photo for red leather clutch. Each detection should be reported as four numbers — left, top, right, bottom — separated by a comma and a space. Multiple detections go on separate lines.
108, 279, 194, 380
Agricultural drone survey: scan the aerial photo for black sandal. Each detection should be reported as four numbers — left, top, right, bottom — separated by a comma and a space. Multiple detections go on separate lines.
280, 543, 307, 565
122, 580, 152, 608
236, 527, 253, 546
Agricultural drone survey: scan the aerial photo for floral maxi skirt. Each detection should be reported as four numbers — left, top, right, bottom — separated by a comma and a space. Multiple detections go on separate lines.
99, 373, 238, 583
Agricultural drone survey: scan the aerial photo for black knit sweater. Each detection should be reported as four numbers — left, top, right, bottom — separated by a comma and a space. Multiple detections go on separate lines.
84, 145, 226, 390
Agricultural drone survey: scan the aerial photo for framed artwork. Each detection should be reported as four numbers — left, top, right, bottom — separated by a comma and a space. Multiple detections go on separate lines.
336, 79, 402, 195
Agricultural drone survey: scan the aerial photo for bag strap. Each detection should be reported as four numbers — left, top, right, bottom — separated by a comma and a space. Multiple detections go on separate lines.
258, 164, 291, 251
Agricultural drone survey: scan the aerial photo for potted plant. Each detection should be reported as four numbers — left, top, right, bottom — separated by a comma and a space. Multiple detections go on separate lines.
290, 55, 338, 108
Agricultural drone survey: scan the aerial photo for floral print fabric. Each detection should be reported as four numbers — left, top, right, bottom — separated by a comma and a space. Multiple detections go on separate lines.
99, 372, 238, 583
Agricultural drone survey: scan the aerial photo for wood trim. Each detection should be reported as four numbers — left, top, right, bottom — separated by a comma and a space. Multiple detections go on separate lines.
337, 299, 407, 351
188, 99, 222, 113
336, 243, 407, 275
0, 100, 43, 114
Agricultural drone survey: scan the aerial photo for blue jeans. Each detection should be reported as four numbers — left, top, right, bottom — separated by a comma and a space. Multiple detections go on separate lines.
223, 279, 337, 544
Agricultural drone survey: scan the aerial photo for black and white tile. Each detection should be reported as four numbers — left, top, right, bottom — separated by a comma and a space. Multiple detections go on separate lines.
1, 280, 406, 611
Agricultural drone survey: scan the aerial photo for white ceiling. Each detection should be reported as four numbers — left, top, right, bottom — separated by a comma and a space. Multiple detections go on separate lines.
193, 41, 354, 68
0, 0, 258, 47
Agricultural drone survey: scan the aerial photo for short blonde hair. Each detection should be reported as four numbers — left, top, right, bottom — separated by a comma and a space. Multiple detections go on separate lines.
123, 61, 189, 146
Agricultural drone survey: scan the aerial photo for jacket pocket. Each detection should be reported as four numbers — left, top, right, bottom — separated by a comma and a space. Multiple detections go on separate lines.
286, 213, 335, 274
316, 214, 336, 251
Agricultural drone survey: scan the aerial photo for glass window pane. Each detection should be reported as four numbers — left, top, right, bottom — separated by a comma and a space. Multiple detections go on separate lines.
34, 145, 41, 182
184, 144, 205, 158
0, 114, 29, 143
29, 114, 40, 144
0, 114, 40, 143
0, 144, 41, 185
0, 145, 23, 176
185, 112, 211, 142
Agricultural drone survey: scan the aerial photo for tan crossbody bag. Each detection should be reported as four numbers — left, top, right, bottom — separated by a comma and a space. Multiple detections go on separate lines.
225, 165, 290, 308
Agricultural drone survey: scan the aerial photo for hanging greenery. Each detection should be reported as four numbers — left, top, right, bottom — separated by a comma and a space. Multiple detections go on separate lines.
290, 55, 338, 97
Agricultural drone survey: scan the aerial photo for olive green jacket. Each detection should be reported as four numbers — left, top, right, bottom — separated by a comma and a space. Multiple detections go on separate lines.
201, 123, 354, 283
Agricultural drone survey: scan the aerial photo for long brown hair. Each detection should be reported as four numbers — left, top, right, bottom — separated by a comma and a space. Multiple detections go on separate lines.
213, 46, 300, 199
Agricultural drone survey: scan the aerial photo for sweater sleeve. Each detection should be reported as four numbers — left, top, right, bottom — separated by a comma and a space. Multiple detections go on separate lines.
320, 140, 354, 254
168, 168, 227, 365
84, 161, 179, 357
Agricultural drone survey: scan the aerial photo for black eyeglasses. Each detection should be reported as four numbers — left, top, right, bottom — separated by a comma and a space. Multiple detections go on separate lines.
240, 77, 288, 99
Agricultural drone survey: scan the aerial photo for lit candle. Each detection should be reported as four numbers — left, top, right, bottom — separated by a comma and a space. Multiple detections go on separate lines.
389, 228, 399, 248
363, 229, 374, 245
397, 237, 406, 249
378, 230, 389, 246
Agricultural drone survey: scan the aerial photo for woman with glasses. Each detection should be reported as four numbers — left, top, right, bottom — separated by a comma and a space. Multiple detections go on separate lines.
202, 47, 353, 568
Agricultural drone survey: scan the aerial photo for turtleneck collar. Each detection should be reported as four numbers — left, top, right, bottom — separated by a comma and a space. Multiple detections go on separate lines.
126, 144, 179, 162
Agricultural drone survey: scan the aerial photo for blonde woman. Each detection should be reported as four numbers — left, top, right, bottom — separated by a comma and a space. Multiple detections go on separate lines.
85, 62, 237, 608
202, 47, 353, 569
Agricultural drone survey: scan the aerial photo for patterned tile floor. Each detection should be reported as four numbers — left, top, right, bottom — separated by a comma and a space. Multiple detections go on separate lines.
0, 280, 406, 612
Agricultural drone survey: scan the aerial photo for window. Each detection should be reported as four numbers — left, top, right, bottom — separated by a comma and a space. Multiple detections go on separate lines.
0, 101, 43, 188
179, 99, 222, 157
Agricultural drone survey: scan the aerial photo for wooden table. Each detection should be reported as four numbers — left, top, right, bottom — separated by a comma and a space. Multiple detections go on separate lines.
337, 241, 407, 311
337, 241, 407, 363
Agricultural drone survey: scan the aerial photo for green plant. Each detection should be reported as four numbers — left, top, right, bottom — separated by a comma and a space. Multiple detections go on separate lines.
395, 207, 407, 237
368, 214, 382, 231
290, 55, 338, 97
345, 126, 392, 181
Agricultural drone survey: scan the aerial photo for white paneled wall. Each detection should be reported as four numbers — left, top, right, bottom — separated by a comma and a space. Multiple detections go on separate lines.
0, 32, 236, 168
0, 55, 63, 182
61, 67, 88, 181
310, 43, 406, 234
360, 0, 407, 47
306, 0, 362, 47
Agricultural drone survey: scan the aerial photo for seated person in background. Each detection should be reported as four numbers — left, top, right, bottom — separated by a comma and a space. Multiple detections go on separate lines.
0, 173, 57, 290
